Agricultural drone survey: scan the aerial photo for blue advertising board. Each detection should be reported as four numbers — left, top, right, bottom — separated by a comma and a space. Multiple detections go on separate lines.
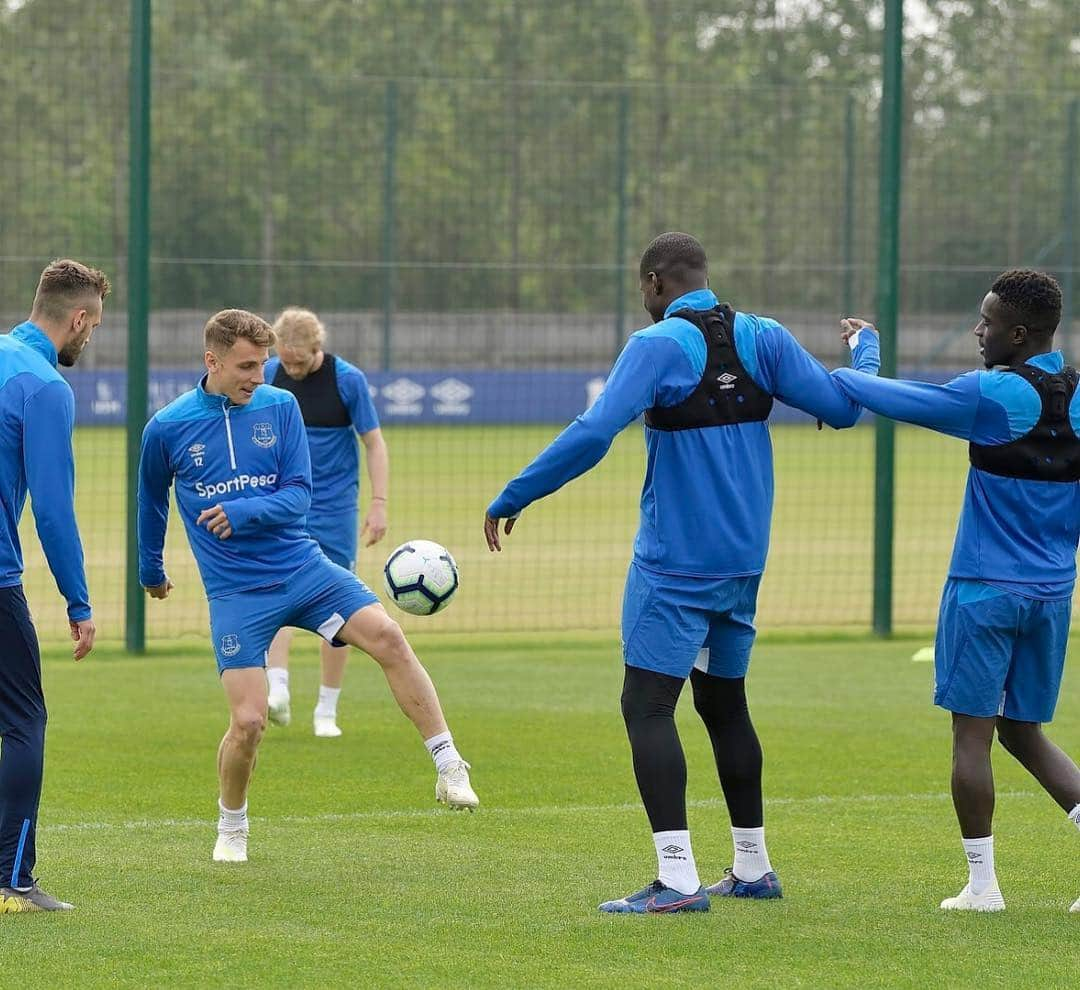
61, 367, 965, 428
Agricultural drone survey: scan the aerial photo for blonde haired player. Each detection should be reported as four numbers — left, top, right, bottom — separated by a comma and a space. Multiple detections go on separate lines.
263, 307, 389, 737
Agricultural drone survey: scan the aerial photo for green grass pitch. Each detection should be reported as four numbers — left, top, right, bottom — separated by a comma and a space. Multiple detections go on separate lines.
18, 422, 971, 645
5, 632, 1077, 986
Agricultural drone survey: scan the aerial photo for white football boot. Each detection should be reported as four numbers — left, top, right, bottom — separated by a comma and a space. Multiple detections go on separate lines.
267, 689, 291, 727
1070, 895, 1079, 914
940, 884, 1005, 912
213, 826, 249, 863
313, 712, 342, 738
435, 761, 479, 811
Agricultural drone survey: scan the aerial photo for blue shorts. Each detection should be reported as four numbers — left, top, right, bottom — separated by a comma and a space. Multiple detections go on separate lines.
621, 562, 761, 679
208, 554, 378, 673
307, 511, 358, 571
934, 578, 1071, 723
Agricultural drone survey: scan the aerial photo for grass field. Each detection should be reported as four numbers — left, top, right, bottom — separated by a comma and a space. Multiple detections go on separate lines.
6, 632, 1078, 987
18, 422, 971, 645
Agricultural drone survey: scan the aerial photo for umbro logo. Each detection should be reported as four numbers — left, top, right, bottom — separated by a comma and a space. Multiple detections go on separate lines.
735, 840, 757, 850
716, 372, 738, 390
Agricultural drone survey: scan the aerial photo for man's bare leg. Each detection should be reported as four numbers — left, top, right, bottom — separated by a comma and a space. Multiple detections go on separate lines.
214, 667, 268, 861
335, 603, 477, 809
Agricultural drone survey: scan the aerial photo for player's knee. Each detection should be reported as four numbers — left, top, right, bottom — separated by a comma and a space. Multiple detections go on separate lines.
997, 718, 1038, 758
621, 666, 680, 725
691, 671, 747, 725
233, 708, 266, 745
368, 617, 411, 667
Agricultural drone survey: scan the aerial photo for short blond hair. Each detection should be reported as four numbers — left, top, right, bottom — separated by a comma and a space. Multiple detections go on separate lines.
32, 258, 111, 321
204, 309, 276, 354
272, 307, 326, 350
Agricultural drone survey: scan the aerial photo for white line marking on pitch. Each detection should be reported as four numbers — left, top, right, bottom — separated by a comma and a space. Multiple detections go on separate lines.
42, 789, 1039, 834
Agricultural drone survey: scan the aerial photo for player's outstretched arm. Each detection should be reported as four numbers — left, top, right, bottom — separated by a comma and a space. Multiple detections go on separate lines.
484, 336, 660, 550
757, 316, 881, 428
24, 381, 92, 628
138, 416, 175, 590
833, 318, 980, 439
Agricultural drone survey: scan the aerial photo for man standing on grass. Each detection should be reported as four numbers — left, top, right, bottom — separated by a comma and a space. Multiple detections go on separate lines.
263, 307, 389, 738
834, 269, 1080, 914
0, 259, 106, 914
484, 232, 879, 913
138, 309, 477, 865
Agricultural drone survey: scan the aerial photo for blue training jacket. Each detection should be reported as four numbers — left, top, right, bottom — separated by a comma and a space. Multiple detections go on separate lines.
138, 378, 323, 599
488, 289, 881, 579
0, 322, 91, 620
263, 355, 379, 521
834, 352, 1080, 598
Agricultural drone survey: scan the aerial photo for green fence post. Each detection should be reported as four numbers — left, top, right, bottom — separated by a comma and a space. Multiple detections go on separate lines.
613, 90, 630, 362
1063, 98, 1077, 361
125, 0, 151, 654
873, 0, 903, 637
381, 81, 398, 372
843, 93, 856, 316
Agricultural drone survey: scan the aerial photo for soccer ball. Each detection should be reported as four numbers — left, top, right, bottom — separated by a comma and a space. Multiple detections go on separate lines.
382, 540, 459, 616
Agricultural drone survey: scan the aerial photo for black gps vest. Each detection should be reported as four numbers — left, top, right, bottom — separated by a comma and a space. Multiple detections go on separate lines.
968, 363, 1080, 482
643, 305, 773, 432
271, 353, 351, 428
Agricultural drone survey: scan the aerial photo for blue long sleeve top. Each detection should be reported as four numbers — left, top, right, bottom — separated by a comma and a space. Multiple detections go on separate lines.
488, 289, 880, 578
138, 378, 322, 599
0, 322, 91, 621
833, 351, 1080, 597
264, 355, 379, 520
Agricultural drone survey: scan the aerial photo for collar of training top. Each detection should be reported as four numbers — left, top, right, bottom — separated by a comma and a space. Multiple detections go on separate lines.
196, 373, 244, 409
11, 321, 58, 368
664, 288, 718, 320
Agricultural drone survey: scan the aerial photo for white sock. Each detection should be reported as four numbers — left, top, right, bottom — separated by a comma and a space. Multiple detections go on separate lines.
732, 826, 773, 882
962, 836, 998, 895
218, 800, 248, 831
653, 830, 701, 895
424, 731, 463, 774
1068, 803, 1080, 832
315, 685, 340, 718
267, 667, 289, 695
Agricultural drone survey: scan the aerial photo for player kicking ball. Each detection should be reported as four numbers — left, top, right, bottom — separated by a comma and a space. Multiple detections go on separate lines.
137, 309, 477, 863
834, 270, 1080, 914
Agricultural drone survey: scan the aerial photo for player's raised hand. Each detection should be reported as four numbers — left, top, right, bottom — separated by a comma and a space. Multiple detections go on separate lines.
361, 500, 388, 547
840, 317, 876, 344
70, 618, 95, 661
144, 577, 174, 600
196, 504, 233, 540
484, 513, 517, 552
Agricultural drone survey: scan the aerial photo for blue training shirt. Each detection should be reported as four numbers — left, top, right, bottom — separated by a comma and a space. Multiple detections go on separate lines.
263, 354, 379, 521
834, 352, 1080, 599
488, 289, 881, 578
138, 378, 323, 599
0, 322, 91, 620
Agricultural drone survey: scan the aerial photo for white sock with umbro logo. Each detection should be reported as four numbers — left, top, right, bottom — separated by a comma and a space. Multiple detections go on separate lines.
962, 835, 998, 895
732, 826, 773, 882
653, 829, 700, 895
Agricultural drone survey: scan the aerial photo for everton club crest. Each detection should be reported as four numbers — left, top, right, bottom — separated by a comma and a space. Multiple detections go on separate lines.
252, 422, 276, 448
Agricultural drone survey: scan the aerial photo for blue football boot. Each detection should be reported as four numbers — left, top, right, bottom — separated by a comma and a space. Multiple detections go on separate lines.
598, 880, 710, 914
705, 868, 782, 899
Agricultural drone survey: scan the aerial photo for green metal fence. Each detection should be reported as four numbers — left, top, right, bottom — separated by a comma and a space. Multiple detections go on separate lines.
0, 0, 1077, 645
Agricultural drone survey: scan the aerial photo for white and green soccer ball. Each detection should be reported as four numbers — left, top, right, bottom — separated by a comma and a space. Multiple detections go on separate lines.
382, 540, 459, 616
